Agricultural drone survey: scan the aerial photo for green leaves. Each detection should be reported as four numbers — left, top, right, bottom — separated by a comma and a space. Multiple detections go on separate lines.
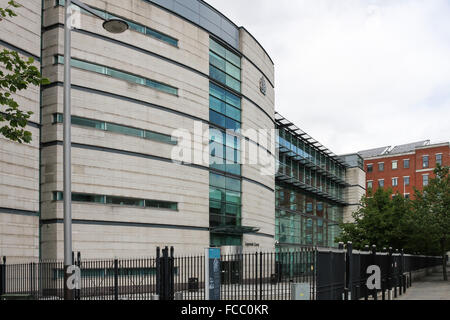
0, 48, 49, 144
1, 2, 50, 143
0, 1, 20, 19
337, 167, 450, 256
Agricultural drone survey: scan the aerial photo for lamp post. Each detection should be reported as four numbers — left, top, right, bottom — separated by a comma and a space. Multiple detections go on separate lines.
64, 0, 128, 300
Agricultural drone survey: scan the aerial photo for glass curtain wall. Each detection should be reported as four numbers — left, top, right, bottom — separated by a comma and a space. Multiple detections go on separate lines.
209, 38, 243, 247
276, 126, 346, 249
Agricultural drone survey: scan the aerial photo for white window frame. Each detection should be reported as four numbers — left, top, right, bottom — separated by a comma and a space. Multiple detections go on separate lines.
392, 177, 399, 187
392, 161, 398, 170
423, 174, 429, 186
403, 176, 410, 186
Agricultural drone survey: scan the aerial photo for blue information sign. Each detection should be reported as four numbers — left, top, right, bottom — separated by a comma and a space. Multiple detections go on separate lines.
206, 248, 221, 300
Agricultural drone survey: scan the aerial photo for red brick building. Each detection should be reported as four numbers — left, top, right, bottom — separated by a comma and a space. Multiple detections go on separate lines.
358, 141, 450, 198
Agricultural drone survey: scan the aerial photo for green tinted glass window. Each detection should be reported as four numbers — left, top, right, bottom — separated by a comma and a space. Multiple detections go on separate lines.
72, 117, 105, 130
226, 177, 241, 192
56, 55, 178, 95
145, 131, 177, 145
209, 39, 241, 92
210, 173, 226, 189
106, 123, 143, 138
72, 193, 105, 204
106, 196, 145, 207
146, 200, 177, 210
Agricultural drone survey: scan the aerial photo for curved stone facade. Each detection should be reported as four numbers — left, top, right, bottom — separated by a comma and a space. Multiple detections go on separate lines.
37, 0, 275, 259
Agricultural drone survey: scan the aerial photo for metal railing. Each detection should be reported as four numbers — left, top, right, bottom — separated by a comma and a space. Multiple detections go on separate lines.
0, 247, 316, 301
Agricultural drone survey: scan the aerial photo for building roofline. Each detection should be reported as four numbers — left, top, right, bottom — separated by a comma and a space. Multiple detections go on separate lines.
199, 0, 274, 65
415, 142, 449, 150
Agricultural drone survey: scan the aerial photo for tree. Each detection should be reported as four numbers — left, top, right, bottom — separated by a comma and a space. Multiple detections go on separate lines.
336, 187, 413, 251
0, 1, 49, 143
413, 165, 450, 281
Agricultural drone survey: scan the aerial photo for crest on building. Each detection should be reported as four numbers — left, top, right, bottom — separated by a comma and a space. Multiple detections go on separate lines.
259, 76, 267, 96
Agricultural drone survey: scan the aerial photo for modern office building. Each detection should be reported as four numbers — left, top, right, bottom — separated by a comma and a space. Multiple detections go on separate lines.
1, 0, 276, 262
359, 140, 450, 198
274, 113, 360, 249
0, 0, 363, 262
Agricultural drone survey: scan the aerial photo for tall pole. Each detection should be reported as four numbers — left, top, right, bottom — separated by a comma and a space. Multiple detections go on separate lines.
64, 0, 73, 300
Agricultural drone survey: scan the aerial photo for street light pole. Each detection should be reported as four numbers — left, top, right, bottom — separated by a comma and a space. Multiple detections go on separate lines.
63, 0, 128, 300
63, 0, 73, 301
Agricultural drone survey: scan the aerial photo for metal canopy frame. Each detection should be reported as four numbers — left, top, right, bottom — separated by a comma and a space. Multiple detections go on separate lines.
275, 112, 348, 168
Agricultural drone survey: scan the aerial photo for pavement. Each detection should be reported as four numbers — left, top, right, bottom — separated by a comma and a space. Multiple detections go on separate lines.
396, 266, 450, 300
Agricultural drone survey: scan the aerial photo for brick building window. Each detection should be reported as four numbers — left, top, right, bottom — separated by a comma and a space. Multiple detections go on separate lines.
367, 181, 373, 189
392, 161, 398, 170
436, 154, 443, 166
404, 159, 410, 169
423, 175, 429, 186
404, 177, 410, 186
378, 163, 384, 172
367, 164, 373, 173
378, 179, 385, 188
423, 156, 429, 169
392, 178, 398, 187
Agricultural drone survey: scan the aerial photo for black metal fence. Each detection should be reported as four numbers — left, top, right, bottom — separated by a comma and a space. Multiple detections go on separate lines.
0, 247, 316, 301
316, 243, 442, 300
1, 245, 441, 301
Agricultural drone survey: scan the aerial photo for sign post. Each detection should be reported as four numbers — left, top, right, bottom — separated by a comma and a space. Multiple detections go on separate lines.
205, 248, 221, 300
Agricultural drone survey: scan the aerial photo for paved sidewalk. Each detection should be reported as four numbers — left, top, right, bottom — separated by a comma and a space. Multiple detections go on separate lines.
396, 266, 450, 300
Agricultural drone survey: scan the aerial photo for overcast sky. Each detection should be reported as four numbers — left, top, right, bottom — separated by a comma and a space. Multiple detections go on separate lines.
206, 0, 450, 155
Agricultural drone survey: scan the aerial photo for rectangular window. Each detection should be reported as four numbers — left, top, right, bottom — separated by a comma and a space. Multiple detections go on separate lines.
55, 55, 178, 95
53, 192, 177, 210
209, 83, 241, 131
404, 194, 410, 199
367, 164, 373, 173
392, 178, 398, 187
404, 159, 410, 169
209, 38, 241, 92
392, 161, 398, 170
404, 177, 410, 186
436, 154, 443, 166
378, 163, 384, 172
209, 173, 242, 230
423, 175, 429, 186
54, 114, 177, 145
423, 156, 429, 169
378, 180, 385, 188
367, 181, 373, 190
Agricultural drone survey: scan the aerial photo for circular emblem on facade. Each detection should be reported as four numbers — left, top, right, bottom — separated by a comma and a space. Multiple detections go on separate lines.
259, 76, 267, 96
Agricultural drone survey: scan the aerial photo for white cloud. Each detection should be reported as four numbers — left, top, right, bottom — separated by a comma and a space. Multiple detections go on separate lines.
206, 0, 450, 154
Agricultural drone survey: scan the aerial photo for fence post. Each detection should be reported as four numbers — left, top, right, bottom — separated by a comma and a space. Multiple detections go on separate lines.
346, 242, 353, 300
169, 247, 174, 301
254, 252, 258, 300
163, 247, 169, 301
114, 259, 119, 301
75, 252, 81, 300
259, 252, 263, 301
400, 249, 405, 295
371, 245, 377, 301
394, 249, 399, 298
0, 257, 5, 296
156, 247, 161, 298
